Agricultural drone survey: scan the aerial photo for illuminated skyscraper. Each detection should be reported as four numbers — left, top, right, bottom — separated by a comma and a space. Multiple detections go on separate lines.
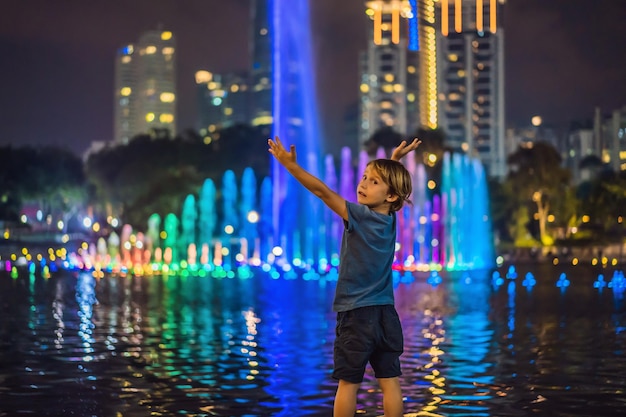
434, 0, 506, 177
195, 70, 249, 141
114, 29, 177, 144
360, 1, 420, 145
364, 0, 506, 177
114, 44, 136, 144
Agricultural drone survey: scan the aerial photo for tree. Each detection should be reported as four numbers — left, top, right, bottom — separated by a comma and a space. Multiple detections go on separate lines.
0, 145, 86, 225
505, 141, 572, 245
84, 125, 271, 231
363, 127, 404, 156
578, 169, 626, 240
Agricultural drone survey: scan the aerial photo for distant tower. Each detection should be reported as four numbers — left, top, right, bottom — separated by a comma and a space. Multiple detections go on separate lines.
195, 70, 250, 141
113, 44, 136, 144
249, 0, 273, 127
114, 29, 177, 144
360, 0, 420, 146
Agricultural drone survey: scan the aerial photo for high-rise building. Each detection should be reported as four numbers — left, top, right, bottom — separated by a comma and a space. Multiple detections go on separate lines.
562, 105, 626, 184
360, 1, 420, 145
594, 106, 626, 172
565, 123, 595, 184
249, 0, 273, 127
362, 0, 507, 177
113, 44, 136, 144
193, 1, 271, 132
195, 70, 250, 140
429, 0, 506, 177
114, 29, 177, 144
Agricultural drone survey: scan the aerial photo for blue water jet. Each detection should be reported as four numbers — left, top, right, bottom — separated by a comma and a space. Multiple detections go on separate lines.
271, 0, 324, 266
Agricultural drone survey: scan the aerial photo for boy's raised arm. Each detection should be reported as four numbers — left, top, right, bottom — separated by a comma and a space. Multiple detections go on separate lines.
390, 138, 422, 162
268, 136, 348, 221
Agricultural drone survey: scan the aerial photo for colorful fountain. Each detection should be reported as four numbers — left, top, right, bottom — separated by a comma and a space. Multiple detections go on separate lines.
35, 0, 495, 275
82, 146, 494, 275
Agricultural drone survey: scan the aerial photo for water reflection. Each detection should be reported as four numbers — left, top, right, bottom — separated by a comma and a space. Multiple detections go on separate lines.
0, 264, 625, 416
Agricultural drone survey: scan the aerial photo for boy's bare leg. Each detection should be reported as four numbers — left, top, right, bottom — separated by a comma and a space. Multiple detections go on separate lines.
378, 377, 403, 417
334, 379, 360, 417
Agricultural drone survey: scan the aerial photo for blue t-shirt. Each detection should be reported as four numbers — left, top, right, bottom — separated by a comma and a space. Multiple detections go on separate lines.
333, 201, 396, 312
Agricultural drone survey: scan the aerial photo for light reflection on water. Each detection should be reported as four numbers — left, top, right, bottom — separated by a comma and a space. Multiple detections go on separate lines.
1, 264, 625, 416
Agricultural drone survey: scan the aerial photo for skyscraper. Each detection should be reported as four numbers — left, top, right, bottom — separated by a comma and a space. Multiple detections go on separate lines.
249, 0, 273, 127
195, 70, 250, 141
428, 0, 506, 177
363, 0, 506, 177
360, 1, 420, 145
113, 29, 177, 144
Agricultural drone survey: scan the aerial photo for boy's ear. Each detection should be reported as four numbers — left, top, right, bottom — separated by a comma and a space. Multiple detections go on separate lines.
386, 194, 399, 203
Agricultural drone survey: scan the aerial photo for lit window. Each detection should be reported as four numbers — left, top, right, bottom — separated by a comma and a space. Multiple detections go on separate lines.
195, 71, 212, 83
161, 31, 173, 41
145, 46, 157, 54
162, 47, 175, 55
159, 113, 174, 123
120, 87, 132, 96
146, 113, 155, 122
160, 92, 175, 103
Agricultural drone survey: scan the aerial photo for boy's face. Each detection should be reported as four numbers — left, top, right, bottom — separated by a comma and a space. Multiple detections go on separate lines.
356, 165, 397, 214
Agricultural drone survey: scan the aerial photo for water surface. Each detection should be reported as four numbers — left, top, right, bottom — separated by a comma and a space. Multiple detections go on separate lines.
1, 263, 625, 416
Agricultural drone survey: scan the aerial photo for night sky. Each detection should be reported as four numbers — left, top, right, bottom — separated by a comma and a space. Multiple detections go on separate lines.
1, 0, 625, 156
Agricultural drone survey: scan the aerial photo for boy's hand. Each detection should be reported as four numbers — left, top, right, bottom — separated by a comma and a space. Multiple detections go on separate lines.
391, 138, 421, 161
268, 136, 297, 166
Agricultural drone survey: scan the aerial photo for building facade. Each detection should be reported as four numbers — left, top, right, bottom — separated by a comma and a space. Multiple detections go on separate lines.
114, 30, 177, 144
360, 0, 506, 177
249, 0, 273, 127
195, 70, 250, 141
360, 1, 420, 146
432, 0, 506, 177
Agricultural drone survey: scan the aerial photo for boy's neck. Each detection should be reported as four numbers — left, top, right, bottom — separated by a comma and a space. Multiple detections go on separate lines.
366, 202, 393, 216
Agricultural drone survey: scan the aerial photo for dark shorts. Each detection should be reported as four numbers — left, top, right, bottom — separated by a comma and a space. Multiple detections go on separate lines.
332, 304, 403, 383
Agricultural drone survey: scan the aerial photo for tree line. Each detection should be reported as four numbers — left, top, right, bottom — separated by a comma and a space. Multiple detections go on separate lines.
1, 124, 624, 248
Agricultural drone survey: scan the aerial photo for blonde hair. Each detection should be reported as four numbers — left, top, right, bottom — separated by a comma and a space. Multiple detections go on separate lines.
367, 159, 413, 212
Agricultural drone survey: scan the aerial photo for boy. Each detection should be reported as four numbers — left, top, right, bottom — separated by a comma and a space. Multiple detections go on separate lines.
268, 136, 420, 417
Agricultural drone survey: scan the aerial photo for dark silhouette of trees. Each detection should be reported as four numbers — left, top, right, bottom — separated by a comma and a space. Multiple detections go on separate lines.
505, 141, 571, 245
363, 126, 404, 156
577, 168, 626, 240
0, 145, 85, 223
85, 124, 270, 229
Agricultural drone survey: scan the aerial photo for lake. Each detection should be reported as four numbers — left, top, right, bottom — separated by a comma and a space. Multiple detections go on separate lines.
1, 263, 625, 416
